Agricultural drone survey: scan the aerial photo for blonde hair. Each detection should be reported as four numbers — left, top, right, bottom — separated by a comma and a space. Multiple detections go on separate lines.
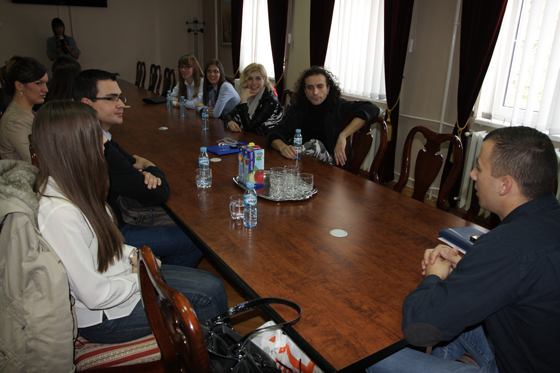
240, 63, 273, 91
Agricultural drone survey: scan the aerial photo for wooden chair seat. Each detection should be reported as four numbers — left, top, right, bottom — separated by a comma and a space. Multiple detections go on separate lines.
74, 334, 160, 371
394, 126, 463, 211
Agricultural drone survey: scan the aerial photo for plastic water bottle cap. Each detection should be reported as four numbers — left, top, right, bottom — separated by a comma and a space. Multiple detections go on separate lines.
200, 147, 207, 152
254, 145, 260, 149
181, 96, 185, 99
248, 142, 255, 147
203, 106, 208, 109
296, 129, 301, 133
167, 90, 171, 93
246, 181, 255, 189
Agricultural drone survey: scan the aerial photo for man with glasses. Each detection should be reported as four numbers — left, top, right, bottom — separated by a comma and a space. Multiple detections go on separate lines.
72, 69, 202, 268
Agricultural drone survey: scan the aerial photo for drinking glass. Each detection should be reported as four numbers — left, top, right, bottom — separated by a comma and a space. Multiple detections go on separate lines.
269, 167, 285, 199
299, 173, 314, 196
229, 194, 244, 219
284, 168, 299, 199
196, 168, 212, 189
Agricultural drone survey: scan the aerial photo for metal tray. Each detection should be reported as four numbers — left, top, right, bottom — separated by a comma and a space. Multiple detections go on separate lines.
233, 171, 317, 201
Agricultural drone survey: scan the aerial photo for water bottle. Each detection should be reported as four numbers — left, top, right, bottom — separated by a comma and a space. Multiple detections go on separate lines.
180, 96, 186, 118
166, 90, 172, 110
202, 106, 209, 130
294, 129, 303, 160
199, 147, 209, 169
243, 181, 258, 227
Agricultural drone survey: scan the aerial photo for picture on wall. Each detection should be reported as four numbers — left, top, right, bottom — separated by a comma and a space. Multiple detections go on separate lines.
221, 0, 232, 45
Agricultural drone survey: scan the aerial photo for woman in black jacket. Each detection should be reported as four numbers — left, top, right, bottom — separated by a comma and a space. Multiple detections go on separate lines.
223, 63, 282, 137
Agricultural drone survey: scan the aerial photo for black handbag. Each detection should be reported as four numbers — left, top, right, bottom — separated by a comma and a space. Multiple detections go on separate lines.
115, 196, 175, 227
201, 297, 302, 373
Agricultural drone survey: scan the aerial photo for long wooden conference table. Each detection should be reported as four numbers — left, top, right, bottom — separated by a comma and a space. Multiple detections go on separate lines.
113, 80, 477, 372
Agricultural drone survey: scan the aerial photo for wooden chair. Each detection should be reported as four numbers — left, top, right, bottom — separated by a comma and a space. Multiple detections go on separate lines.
148, 64, 162, 95
394, 126, 463, 212
161, 68, 177, 96
280, 89, 294, 115
342, 114, 388, 183
135, 61, 146, 88
138, 246, 212, 373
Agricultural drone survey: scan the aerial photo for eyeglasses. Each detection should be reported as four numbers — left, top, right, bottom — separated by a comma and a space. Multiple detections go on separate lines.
179, 65, 193, 70
92, 95, 127, 104
207, 69, 220, 74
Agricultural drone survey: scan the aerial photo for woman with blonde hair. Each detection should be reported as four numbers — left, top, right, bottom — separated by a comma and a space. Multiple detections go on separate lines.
34, 101, 227, 343
223, 63, 282, 136
171, 54, 204, 108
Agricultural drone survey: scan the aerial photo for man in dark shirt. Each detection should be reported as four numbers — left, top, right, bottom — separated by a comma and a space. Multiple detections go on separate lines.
73, 69, 202, 268
368, 126, 560, 372
266, 66, 380, 167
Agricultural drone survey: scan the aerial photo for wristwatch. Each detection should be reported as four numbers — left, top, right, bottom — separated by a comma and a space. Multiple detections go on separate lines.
128, 248, 139, 266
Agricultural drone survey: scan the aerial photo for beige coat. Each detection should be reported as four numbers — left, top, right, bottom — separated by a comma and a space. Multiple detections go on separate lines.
0, 160, 75, 372
0, 101, 34, 163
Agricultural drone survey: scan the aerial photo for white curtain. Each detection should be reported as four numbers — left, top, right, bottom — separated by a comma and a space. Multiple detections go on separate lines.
239, 0, 275, 80
324, 0, 386, 100
477, 0, 560, 135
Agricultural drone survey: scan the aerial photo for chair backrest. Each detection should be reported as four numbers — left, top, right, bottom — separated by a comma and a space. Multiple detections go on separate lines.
367, 116, 388, 183
135, 61, 146, 88
393, 126, 463, 211
280, 89, 294, 115
148, 64, 162, 95
161, 68, 177, 96
342, 114, 388, 183
138, 246, 212, 373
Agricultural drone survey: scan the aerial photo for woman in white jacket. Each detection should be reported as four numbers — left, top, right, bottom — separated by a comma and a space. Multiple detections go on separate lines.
34, 100, 227, 344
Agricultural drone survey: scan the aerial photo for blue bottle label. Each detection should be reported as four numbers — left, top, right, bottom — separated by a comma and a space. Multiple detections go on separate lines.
244, 195, 257, 206
294, 137, 303, 146
199, 157, 209, 166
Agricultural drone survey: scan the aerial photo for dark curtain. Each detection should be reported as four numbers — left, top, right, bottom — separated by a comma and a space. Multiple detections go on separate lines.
267, 0, 289, 96
440, 0, 508, 203
309, 0, 336, 67
378, 0, 415, 182
231, 0, 244, 78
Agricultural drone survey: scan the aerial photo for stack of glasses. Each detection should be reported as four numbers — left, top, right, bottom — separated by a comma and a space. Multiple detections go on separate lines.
269, 165, 314, 200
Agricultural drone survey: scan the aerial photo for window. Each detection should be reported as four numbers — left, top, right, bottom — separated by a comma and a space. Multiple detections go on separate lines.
324, 0, 386, 100
476, 0, 560, 136
239, 0, 275, 78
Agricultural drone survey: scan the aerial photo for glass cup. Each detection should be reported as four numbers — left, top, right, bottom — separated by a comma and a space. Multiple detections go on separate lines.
269, 167, 285, 199
196, 168, 212, 189
284, 167, 299, 199
229, 194, 244, 220
299, 173, 314, 196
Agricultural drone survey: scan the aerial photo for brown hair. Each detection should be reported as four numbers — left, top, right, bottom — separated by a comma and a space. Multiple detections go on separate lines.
202, 59, 227, 106
33, 100, 124, 273
177, 54, 203, 98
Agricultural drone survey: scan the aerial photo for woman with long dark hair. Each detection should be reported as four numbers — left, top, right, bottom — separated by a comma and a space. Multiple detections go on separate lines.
171, 54, 204, 108
0, 57, 48, 162
198, 59, 240, 118
34, 101, 227, 343
45, 57, 81, 102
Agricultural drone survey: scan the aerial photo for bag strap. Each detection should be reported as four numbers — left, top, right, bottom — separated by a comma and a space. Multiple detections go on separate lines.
210, 297, 302, 344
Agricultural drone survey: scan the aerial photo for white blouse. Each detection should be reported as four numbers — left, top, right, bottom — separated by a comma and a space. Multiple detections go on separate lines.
37, 178, 140, 328
171, 77, 204, 109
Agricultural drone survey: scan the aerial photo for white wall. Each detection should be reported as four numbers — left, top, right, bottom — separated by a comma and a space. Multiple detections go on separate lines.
0, 0, 203, 84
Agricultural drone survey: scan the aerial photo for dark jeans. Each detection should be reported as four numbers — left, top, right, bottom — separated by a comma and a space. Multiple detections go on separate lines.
120, 224, 203, 268
79, 264, 227, 344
